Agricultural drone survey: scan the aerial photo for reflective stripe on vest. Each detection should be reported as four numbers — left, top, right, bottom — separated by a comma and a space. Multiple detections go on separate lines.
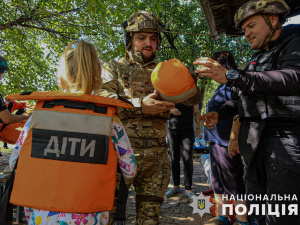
10, 92, 132, 213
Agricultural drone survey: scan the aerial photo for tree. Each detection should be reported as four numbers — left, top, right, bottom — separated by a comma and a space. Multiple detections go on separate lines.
0, 0, 253, 112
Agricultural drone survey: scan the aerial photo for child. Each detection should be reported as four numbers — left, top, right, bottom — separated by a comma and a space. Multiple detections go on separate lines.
9, 39, 136, 225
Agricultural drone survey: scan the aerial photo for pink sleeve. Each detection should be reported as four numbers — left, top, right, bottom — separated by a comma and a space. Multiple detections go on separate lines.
111, 115, 136, 179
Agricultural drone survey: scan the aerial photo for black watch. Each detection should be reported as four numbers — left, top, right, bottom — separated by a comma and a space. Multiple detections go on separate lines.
225, 70, 240, 86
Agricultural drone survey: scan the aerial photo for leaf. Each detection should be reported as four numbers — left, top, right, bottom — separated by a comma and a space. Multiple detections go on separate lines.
0, 0, 252, 110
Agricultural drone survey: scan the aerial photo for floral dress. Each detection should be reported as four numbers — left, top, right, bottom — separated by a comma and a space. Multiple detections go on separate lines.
10, 115, 137, 225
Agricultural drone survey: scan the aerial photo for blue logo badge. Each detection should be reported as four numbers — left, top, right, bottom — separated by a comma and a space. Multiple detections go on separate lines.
198, 199, 205, 210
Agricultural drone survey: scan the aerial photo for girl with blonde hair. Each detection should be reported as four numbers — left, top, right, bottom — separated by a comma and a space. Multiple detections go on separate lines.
10, 39, 136, 225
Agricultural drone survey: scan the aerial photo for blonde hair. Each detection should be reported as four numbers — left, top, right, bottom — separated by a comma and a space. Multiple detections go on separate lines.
57, 40, 102, 95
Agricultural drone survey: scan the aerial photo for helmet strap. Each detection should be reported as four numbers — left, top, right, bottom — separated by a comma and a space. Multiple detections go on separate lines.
126, 40, 132, 51
261, 14, 280, 49
125, 32, 133, 52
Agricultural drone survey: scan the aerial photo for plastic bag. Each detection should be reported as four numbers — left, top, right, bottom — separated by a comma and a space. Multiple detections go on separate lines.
193, 134, 209, 149
193, 136, 202, 149
198, 154, 211, 186
199, 136, 209, 147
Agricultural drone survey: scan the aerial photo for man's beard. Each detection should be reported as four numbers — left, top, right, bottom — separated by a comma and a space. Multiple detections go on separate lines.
141, 46, 156, 61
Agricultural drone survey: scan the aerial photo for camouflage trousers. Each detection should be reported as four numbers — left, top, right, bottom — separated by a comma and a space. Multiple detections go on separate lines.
109, 145, 170, 225
128, 146, 170, 225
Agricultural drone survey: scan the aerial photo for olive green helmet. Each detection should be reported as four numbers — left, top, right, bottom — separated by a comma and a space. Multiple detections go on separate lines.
122, 11, 164, 48
234, 0, 290, 29
124, 11, 164, 33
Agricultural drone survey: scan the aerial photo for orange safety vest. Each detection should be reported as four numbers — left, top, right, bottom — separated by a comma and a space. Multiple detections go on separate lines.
9, 91, 133, 213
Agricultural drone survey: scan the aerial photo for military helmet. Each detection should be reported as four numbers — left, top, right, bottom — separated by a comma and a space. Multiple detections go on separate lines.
122, 11, 164, 48
124, 11, 164, 33
234, 0, 290, 29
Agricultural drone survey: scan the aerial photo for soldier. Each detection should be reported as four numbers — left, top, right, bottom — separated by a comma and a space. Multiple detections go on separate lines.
101, 11, 201, 224
195, 0, 300, 225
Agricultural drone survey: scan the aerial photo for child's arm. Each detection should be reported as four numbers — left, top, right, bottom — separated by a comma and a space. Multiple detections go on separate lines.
9, 117, 31, 169
111, 115, 137, 179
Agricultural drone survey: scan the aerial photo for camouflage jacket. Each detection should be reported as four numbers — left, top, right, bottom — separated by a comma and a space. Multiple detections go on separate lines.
100, 51, 169, 140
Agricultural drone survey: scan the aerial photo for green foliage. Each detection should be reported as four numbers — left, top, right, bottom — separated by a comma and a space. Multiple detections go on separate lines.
0, 0, 253, 112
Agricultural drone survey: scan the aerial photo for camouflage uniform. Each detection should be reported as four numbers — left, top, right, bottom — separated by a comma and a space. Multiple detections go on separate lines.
101, 50, 171, 225
102, 11, 202, 224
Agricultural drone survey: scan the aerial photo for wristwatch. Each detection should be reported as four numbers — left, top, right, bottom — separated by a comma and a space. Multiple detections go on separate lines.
225, 70, 240, 86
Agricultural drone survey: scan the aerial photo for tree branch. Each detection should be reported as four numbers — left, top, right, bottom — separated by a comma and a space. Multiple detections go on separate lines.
20, 23, 65, 34
0, 2, 87, 31
163, 32, 177, 50
0, 15, 30, 30
56, 3, 88, 15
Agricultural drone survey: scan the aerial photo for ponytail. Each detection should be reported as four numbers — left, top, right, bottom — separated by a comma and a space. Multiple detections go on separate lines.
59, 40, 102, 94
